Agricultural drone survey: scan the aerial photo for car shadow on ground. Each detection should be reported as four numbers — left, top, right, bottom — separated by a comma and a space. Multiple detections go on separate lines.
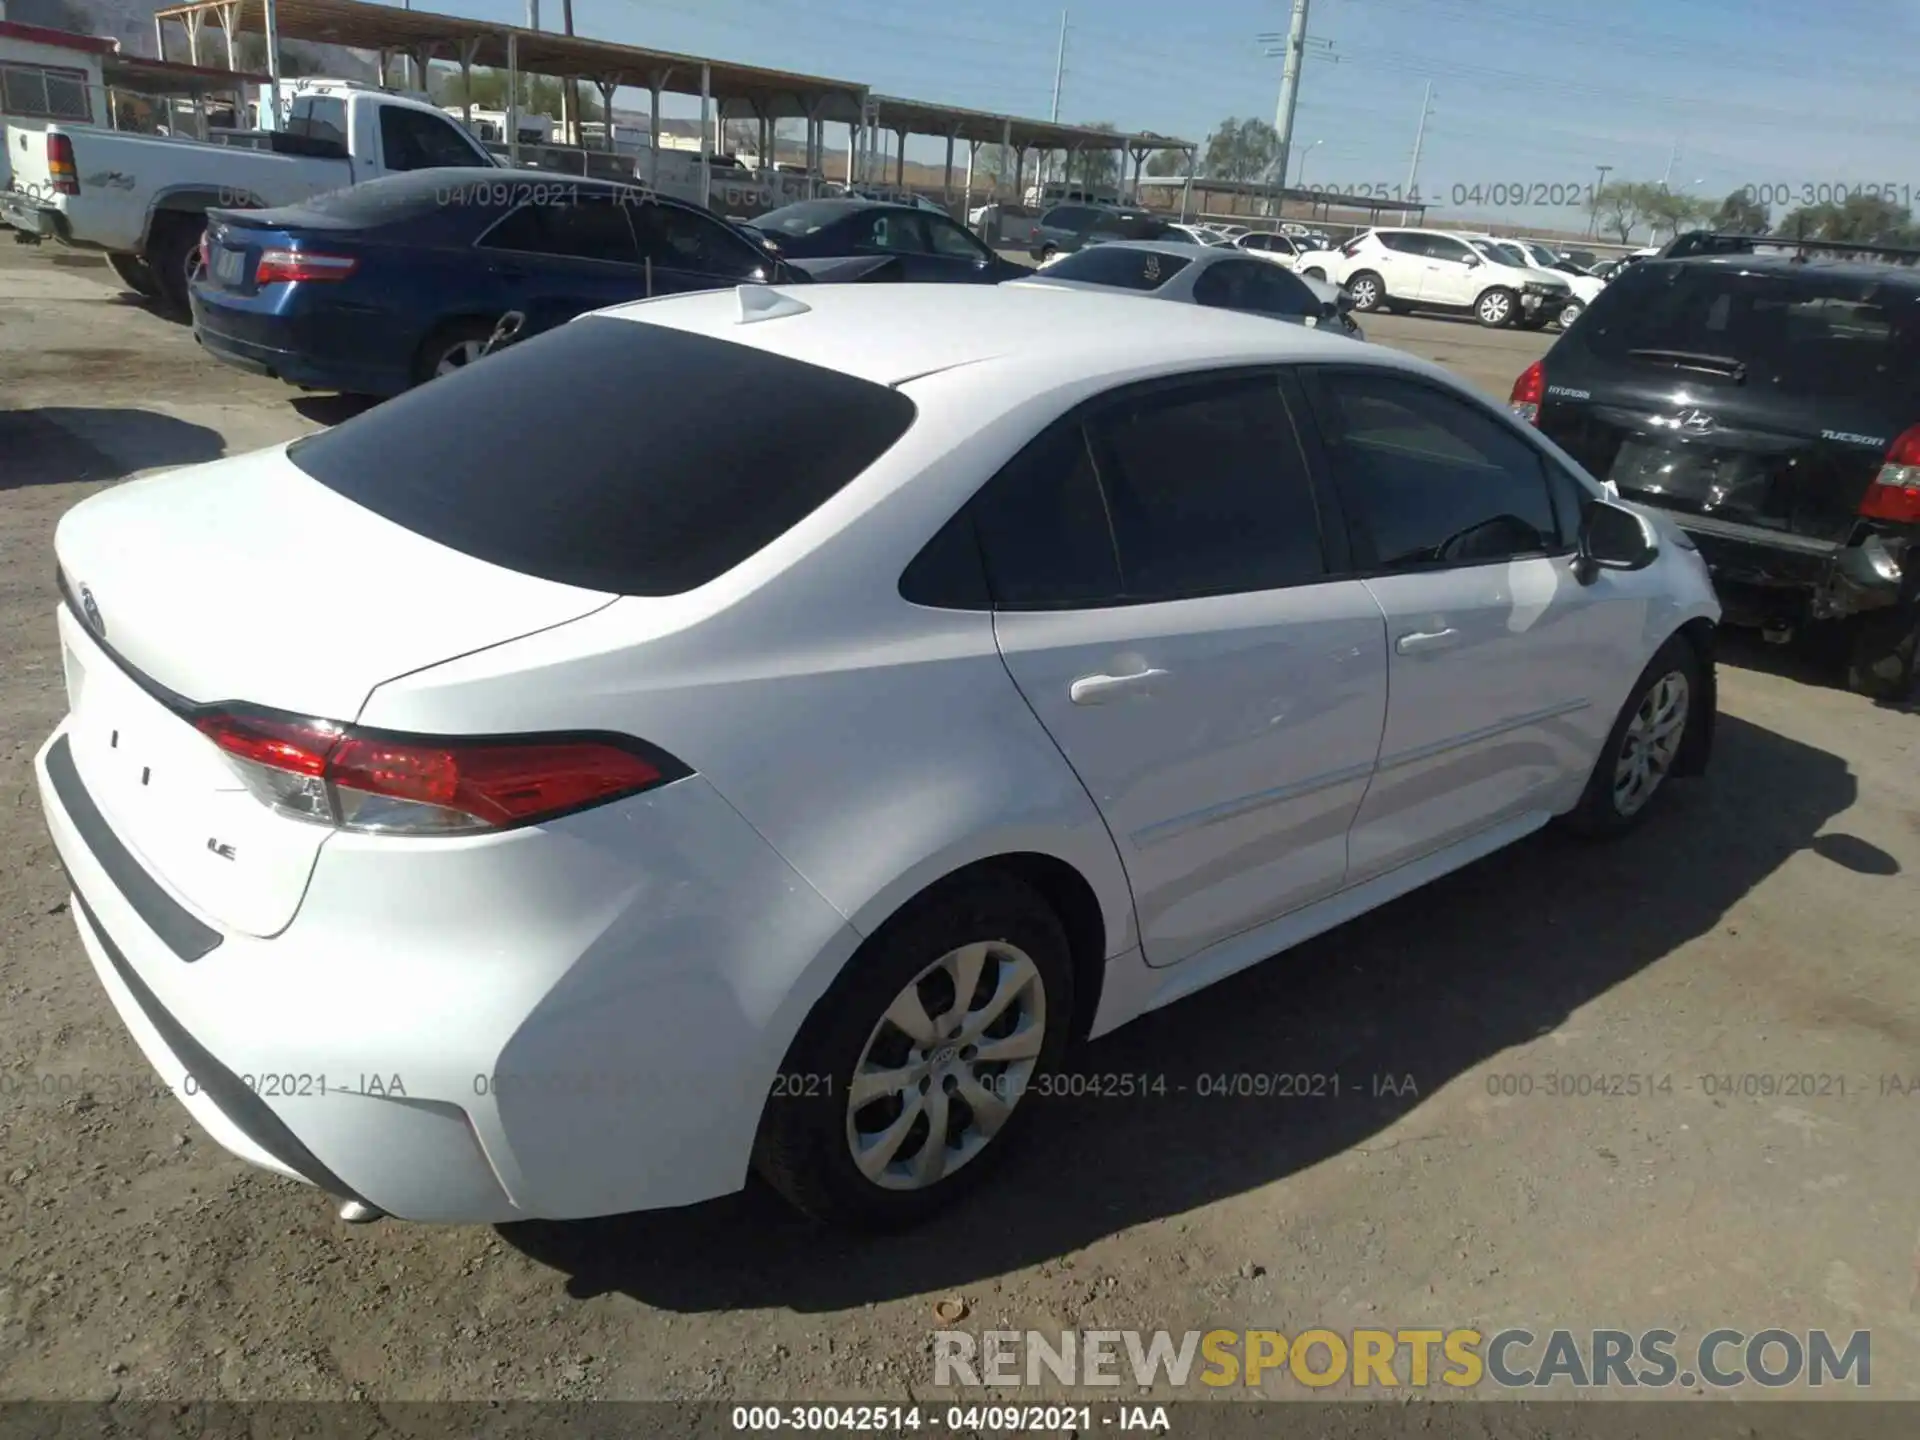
1716, 625, 1919, 710
0, 408, 224, 488
502, 711, 1883, 1311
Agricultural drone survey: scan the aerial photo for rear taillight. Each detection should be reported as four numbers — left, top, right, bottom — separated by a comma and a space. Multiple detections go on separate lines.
254, 248, 357, 284
47, 133, 79, 196
193, 707, 686, 835
1341, 238, 1362, 257
1860, 424, 1920, 524
1509, 360, 1545, 425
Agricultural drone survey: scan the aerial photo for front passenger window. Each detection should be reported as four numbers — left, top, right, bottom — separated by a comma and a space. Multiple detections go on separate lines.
1308, 371, 1561, 571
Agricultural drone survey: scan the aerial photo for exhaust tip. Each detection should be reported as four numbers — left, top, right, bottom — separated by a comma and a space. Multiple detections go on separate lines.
337, 1199, 387, 1224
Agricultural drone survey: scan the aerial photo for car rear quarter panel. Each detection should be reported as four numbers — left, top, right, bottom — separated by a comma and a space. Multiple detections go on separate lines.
351, 365, 1144, 1103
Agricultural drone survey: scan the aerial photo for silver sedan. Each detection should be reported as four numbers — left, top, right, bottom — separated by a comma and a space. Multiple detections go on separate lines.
1007, 239, 1366, 340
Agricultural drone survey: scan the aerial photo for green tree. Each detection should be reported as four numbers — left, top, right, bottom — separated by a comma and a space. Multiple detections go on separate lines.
1593, 179, 1649, 243
1072, 121, 1121, 192
1202, 117, 1279, 183
1145, 147, 1189, 177
437, 66, 600, 125
1641, 185, 1710, 241
1777, 193, 1917, 246
1711, 189, 1770, 234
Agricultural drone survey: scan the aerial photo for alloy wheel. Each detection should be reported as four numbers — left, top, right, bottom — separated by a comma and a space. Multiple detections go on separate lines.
1478, 291, 1512, 324
1348, 276, 1380, 310
1559, 301, 1584, 329
434, 340, 488, 376
1613, 671, 1689, 817
845, 940, 1047, 1191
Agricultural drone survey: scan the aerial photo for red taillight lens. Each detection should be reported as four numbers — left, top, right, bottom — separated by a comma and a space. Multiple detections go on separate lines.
254, 248, 357, 284
48, 133, 79, 196
1341, 238, 1361, 257
194, 707, 683, 834
1509, 359, 1545, 425
1860, 423, 1920, 523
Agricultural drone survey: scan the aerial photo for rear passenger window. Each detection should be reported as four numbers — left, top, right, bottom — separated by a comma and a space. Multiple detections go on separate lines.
1089, 377, 1326, 600
970, 422, 1123, 608
1308, 370, 1561, 571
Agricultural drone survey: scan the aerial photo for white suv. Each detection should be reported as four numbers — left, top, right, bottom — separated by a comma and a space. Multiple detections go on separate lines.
1301, 227, 1574, 329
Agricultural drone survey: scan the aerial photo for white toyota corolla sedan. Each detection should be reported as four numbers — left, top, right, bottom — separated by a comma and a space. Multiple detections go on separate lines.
35, 281, 1719, 1229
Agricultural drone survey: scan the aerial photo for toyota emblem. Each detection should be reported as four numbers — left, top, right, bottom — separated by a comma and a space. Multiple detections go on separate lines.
78, 583, 104, 638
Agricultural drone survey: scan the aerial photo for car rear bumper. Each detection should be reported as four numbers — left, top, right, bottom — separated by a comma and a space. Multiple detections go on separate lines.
1654, 509, 1912, 626
189, 286, 413, 397
34, 707, 860, 1222
0, 190, 65, 241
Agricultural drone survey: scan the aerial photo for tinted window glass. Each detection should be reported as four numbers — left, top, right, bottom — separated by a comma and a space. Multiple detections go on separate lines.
753, 201, 849, 237
970, 422, 1123, 608
1193, 260, 1317, 317
927, 216, 987, 259
1093, 213, 1171, 240
1311, 371, 1559, 570
544, 194, 639, 262
285, 317, 918, 596
856, 210, 931, 254
1377, 231, 1422, 253
1422, 235, 1475, 263
380, 106, 484, 171
276, 168, 477, 224
288, 95, 346, 145
1578, 264, 1920, 398
634, 202, 764, 276
1039, 246, 1187, 290
1091, 377, 1326, 600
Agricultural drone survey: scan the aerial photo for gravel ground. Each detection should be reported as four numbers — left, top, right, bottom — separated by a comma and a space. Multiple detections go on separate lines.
2, 241, 1917, 1405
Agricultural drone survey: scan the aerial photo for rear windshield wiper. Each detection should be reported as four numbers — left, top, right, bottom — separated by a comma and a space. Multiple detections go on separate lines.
1626, 348, 1749, 382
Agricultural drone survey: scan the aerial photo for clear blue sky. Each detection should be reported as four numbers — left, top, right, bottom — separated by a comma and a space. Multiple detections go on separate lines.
415, 0, 1920, 230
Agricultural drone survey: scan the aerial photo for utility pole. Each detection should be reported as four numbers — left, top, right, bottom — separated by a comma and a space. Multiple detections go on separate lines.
1270, 0, 1311, 208
560, 0, 575, 146
1048, 10, 1067, 187
1405, 80, 1433, 202
1660, 140, 1677, 188
1589, 163, 1612, 237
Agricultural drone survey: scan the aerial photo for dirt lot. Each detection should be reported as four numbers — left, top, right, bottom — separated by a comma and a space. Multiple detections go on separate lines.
2, 241, 1918, 1406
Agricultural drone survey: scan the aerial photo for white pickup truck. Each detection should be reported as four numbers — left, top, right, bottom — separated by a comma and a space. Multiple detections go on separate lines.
1, 79, 497, 313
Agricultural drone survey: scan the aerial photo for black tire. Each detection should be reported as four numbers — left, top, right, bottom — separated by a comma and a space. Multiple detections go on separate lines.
1474, 286, 1518, 327
1845, 610, 1920, 700
106, 252, 160, 299
753, 869, 1074, 1229
146, 215, 205, 319
411, 318, 499, 387
1517, 312, 1551, 331
1562, 636, 1703, 838
1345, 269, 1384, 312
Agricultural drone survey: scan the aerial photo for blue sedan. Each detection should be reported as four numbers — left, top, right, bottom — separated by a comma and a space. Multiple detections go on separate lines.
746, 199, 1032, 283
189, 168, 802, 398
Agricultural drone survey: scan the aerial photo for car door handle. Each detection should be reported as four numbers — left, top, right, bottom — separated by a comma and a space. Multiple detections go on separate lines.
1396, 628, 1461, 655
1069, 668, 1168, 705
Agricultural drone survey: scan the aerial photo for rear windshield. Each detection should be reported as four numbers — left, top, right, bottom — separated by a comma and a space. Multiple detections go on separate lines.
1039, 246, 1189, 290
1576, 263, 1920, 398
286, 316, 917, 595
270, 167, 510, 226
753, 201, 849, 237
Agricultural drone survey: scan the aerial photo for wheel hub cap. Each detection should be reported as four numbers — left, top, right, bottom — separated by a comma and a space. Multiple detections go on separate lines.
845, 940, 1046, 1191
1613, 670, 1689, 816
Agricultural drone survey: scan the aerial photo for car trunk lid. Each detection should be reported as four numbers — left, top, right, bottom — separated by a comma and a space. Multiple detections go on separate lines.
52, 445, 614, 938
1538, 262, 1920, 543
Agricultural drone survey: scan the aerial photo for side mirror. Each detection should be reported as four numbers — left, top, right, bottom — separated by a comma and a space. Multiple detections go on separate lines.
1318, 299, 1342, 323
1574, 498, 1660, 584
1463, 254, 1482, 267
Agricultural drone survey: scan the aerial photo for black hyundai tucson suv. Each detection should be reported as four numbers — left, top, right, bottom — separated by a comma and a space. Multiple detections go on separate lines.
1508, 236, 1920, 697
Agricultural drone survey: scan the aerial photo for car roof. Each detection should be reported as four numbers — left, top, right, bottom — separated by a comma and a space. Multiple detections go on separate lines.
1655, 252, 1920, 286
596, 281, 1417, 390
